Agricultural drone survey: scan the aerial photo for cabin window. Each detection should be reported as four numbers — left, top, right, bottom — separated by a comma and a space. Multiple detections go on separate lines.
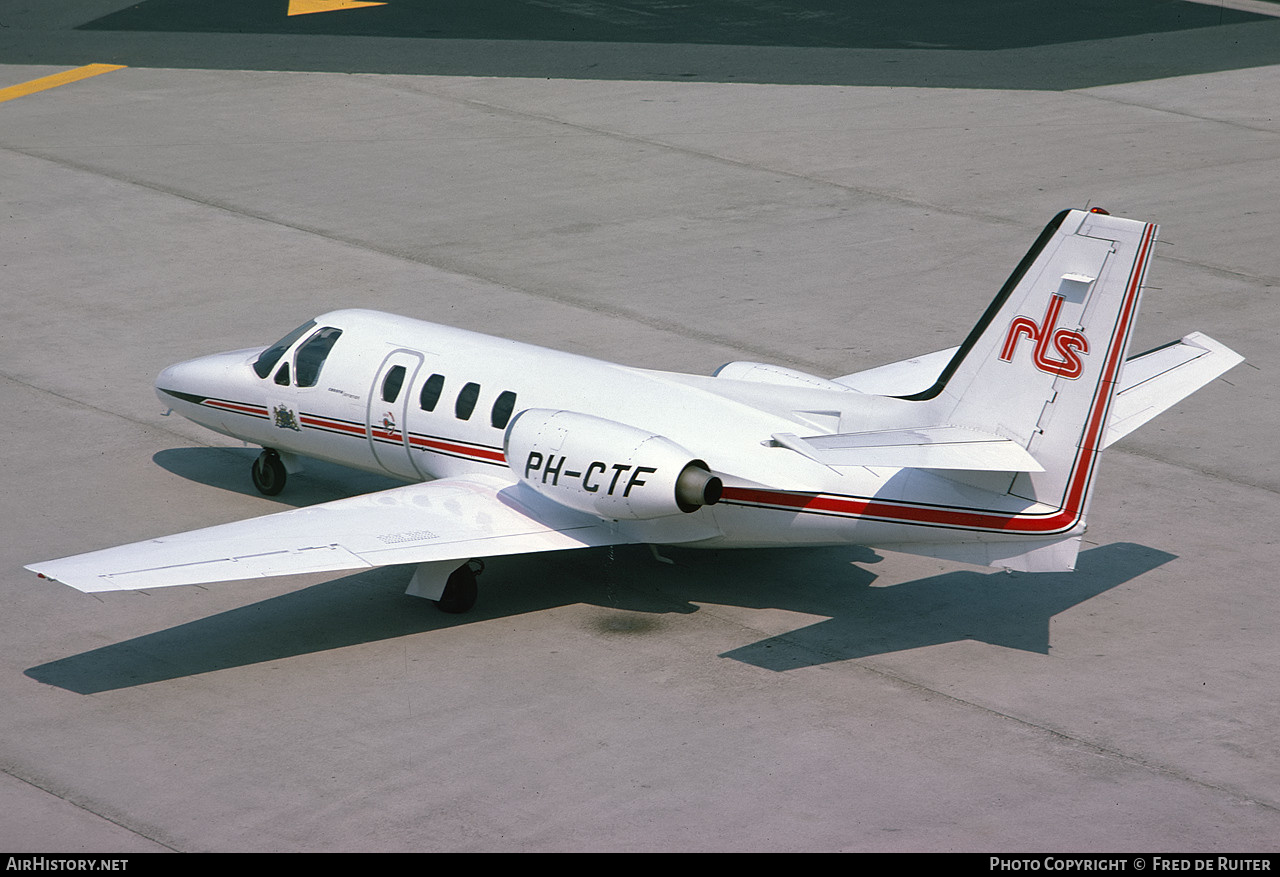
490, 391, 517, 429
455, 382, 480, 420
254, 320, 317, 379
419, 374, 445, 411
382, 365, 407, 403
293, 327, 343, 388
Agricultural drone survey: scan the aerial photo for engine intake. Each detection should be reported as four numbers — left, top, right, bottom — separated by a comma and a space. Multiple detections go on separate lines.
505, 409, 722, 520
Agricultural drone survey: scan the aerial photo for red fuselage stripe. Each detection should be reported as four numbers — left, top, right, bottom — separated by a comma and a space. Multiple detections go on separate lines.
299, 413, 507, 464
203, 399, 268, 417
409, 435, 507, 463
299, 414, 364, 435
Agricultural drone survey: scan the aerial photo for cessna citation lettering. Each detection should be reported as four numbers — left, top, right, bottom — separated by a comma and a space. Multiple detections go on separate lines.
29, 210, 1242, 613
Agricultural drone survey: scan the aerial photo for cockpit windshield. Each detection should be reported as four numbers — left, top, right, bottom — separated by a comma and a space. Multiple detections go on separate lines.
253, 321, 316, 379
294, 327, 343, 387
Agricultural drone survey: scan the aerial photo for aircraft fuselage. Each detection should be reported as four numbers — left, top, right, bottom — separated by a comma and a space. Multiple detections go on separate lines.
157, 308, 1055, 556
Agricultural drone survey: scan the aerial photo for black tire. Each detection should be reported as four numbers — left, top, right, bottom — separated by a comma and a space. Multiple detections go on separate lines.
434, 564, 478, 614
251, 449, 286, 496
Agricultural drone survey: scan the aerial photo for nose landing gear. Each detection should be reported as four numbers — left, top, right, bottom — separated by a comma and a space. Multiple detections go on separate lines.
251, 449, 287, 496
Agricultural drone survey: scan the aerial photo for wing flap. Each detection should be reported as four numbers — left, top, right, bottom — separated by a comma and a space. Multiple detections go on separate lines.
27, 474, 627, 593
772, 425, 1044, 472
1103, 332, 1244, 448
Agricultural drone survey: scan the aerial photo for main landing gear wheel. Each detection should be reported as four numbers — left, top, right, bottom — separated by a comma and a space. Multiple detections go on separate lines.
434, 559, 484, 614
251, 449, 286, 496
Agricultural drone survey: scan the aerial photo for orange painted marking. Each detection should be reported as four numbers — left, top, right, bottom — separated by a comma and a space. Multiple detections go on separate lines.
0, 64, 126, 105
287, 0, 387, 15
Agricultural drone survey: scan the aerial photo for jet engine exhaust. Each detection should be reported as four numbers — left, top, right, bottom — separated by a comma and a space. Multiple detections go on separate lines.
675, 461, 722, 513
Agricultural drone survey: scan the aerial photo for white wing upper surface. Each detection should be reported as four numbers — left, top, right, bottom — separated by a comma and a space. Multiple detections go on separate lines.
26, 475, 630, 593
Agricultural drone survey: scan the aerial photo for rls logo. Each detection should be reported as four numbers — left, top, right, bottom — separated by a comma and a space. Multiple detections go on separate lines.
999, 294, 1089, 379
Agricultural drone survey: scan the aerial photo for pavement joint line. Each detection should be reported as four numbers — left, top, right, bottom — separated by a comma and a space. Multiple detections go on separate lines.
1159, 249, 1280, 288
2, 153, 1269, 496
1069, 84, 1280, 138
0, 141, 841, 373
381, 76, 1031, 233
0, 63, 125, 105
0, 73, 1070, 373
853, 656, 1280, 814
414, 81, 1280, 289
1100, 441, 1279, 498
10, 66, 1272, 298
1, 763, 182, 852
1, 75, 1270, 483
394, 76, 1280, 271
689, 594, 1280, 815
0, 370, 220, 451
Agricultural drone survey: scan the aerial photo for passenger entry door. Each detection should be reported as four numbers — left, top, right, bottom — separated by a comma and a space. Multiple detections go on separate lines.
367, 350, 424, 480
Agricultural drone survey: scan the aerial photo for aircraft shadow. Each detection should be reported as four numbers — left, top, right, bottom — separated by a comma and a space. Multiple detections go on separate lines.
26, 540, 1170, 693
26, 566, 472, 695
152, 447, 403, 509
23, 544, 692, 694
715, 541, 1175, 671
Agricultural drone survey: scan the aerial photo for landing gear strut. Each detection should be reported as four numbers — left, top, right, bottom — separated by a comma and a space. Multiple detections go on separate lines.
251, 449, 286, 496
434, 559, 485, 614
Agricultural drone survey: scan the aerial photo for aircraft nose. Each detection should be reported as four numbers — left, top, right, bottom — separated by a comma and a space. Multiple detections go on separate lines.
155, 349, 258, 405
156, 357, 215, 403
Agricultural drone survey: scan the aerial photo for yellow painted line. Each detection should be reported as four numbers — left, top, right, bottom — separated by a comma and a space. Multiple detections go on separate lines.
0, 64, 126, 105
287, 0, 387, 15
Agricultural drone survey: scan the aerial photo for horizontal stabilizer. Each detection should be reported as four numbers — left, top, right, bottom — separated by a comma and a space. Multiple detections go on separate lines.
1104, 333, 1244, 448
772, 426, 1044, 472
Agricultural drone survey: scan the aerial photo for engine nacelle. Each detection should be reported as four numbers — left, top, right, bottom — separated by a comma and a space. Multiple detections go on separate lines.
504, 409, 722, 520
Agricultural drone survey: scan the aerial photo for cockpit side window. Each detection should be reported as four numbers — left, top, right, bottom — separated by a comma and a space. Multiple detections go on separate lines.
253, 321, 317, 379
293, 327, 343, 388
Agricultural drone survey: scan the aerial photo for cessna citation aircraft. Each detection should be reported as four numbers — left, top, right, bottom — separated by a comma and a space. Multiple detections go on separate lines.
28, 209, 1242, 612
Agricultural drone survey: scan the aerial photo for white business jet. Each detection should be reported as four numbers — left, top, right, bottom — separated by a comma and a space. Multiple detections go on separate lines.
28, 209, 1242, 612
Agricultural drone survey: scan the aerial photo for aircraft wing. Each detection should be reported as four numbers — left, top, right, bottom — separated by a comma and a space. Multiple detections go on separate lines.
26, 474, 631, 594
1103, 332, 1244, 448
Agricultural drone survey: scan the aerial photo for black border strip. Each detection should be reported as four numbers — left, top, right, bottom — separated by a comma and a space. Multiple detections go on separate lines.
896, 209, 1071, 402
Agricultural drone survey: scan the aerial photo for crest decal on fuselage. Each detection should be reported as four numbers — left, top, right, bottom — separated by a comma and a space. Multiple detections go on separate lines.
273, 404, 301, 431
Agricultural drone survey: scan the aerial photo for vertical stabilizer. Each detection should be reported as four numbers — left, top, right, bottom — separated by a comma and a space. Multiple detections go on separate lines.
906, 209, 1158, 523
